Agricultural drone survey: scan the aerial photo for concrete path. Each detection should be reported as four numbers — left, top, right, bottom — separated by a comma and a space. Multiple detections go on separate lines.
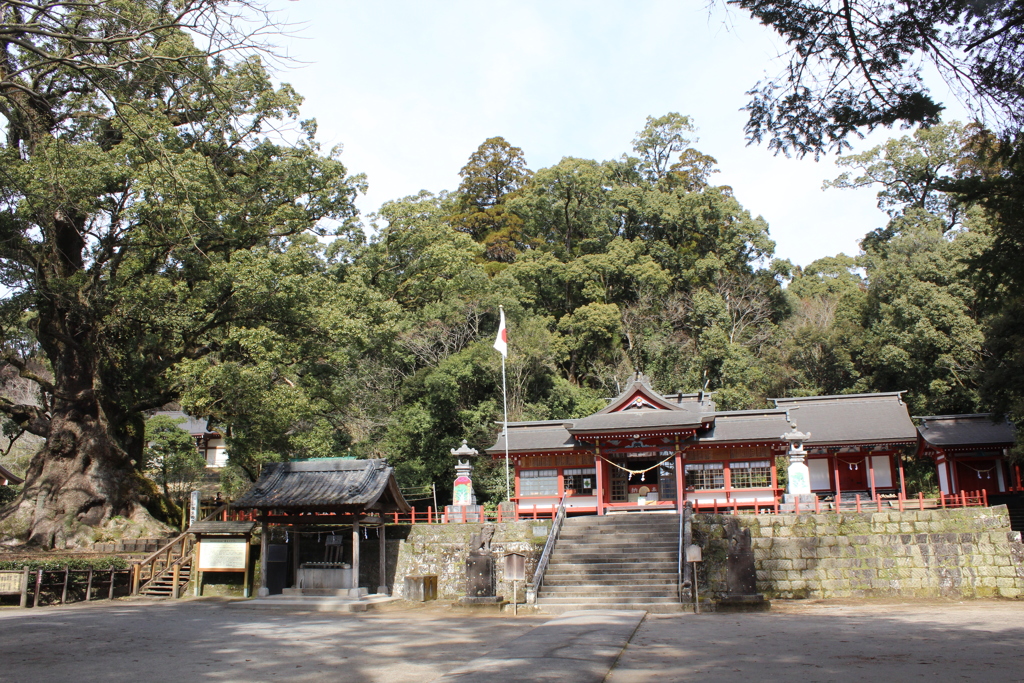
431, 609, 646, 683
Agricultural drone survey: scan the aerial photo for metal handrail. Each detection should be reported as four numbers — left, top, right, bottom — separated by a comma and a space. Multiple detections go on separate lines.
527, 491, 569, 604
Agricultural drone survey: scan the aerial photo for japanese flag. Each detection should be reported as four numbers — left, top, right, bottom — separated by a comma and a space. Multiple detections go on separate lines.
493, 307, 508, 358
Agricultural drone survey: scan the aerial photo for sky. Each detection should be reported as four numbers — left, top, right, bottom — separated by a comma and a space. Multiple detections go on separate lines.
263, 0, 966, 267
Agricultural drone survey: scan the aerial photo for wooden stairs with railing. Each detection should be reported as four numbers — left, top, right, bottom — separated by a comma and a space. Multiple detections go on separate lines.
132, 503, 237, 599
140, 557, 193, 598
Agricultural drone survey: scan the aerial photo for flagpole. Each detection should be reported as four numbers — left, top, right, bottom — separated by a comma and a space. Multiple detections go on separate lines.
502, 352, 510, 501
494, 304, 511, 503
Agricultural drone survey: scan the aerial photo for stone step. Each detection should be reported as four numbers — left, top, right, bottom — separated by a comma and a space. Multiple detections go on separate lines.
537, 595, 680, 604
542, 573, 678, 585
534, 602, 686, 615
539, 586, 676, 596
552, 549, 678, 558
546, 560, 677, 569
552, 557, 679, 565
557, 532, 679, 541
555, 540, 679, 549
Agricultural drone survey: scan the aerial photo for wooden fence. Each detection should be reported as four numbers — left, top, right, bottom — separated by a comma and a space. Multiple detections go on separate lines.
0, 566, 133, 608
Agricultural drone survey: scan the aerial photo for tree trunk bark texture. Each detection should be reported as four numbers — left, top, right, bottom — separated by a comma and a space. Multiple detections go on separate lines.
1, 405, 161, 548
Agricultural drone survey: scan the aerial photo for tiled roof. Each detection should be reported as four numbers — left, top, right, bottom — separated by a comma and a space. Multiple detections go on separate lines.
771, 393, 917, 445
569, 407, 710, 434
917, 414, 1016, 448
696, 409, 792, 443
234, 458, 410, 512
488, 422, 577, 454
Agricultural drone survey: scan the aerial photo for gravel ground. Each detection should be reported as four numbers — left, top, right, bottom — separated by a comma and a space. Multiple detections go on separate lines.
607, 599, 1024, 683
0, 598, 544, 683
2, 598, 1021, 682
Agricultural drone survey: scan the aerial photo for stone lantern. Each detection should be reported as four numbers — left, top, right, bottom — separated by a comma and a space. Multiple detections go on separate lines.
450, 439, 478, 506
780, 423, 813, 504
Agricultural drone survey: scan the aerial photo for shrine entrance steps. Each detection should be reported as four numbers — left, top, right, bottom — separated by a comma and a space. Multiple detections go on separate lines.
536, 513, 684, 614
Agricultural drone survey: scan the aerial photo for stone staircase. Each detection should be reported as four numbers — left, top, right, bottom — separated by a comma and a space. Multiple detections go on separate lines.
536, 513, 685, 614
139, 557, 192, 598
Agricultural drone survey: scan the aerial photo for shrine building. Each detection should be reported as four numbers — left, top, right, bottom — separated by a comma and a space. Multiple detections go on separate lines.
486, 374, 924, 514
916, 413, 1021, 496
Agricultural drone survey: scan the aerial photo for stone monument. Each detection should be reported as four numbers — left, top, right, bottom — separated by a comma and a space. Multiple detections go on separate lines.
447, 440, 484, 522
458, 524, 505, 609
715, 517, 770, 612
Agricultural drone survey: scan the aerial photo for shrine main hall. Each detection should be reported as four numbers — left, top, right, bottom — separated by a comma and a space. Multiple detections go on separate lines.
487, 374, 1021, 515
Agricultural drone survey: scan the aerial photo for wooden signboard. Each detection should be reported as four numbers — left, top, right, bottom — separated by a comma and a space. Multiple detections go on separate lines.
198, 538, 248, 571
0, 571, 23, 594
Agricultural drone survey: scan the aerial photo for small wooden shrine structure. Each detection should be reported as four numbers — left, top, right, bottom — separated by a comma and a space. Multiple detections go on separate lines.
234, 458, 410, 597
916, 414, 1019, 495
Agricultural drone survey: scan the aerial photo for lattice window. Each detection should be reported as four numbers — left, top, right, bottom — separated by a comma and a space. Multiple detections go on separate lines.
730, 460, 772, 489
659, 462, 677, 501
564, 468, 595, 495
520, 469, 558, 496
610, 467, 628, 501
685, 462, 724, 490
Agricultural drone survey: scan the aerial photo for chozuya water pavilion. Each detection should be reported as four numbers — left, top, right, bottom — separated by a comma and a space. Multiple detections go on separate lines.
487, 374, 937, 515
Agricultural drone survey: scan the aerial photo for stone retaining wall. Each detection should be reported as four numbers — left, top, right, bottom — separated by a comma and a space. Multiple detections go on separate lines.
392, 520, 550, 599
390, 506, 1024, 601
695, 505, 1024, 599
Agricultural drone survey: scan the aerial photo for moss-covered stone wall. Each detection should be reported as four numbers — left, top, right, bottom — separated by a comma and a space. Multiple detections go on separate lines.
393, 521, 550, 600
693, 505, 1024, 599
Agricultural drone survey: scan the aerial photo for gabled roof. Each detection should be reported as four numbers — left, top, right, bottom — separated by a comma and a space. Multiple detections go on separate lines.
595, 373, 696, 414
0, 462, 23, 486
234, 458, 410, 513
695, 409, 791, 445
568, 407, 711, 436
916, 414, 1016, 448
568, 373, 714, 436
771, 392, 917, 445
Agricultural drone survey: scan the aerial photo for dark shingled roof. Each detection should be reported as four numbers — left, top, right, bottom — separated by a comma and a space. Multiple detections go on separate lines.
187, 521, 257, 535
234, 458, 410, 512
697, 409, 791, 444
0, 462, 23, 486
771, 392, 917, 445
487, 421, 577, 455
917, 414, 1016, 448
569, 407, 710, 435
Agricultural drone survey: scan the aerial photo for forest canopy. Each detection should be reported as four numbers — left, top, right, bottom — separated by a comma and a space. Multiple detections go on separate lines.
0, 1, 1019, 546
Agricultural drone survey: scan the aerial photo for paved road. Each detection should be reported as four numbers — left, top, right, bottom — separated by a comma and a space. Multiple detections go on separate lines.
2, 599, 1022, 682
608, 601, 1024, 683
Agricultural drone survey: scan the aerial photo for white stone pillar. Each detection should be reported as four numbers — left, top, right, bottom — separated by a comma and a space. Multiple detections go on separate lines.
781, 424, 812, 498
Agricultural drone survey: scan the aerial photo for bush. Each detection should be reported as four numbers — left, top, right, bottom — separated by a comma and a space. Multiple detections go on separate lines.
0, 557, 130, 572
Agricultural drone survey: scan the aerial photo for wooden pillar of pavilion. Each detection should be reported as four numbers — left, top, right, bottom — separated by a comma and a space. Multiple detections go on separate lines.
378, 524, 387, 595
258, 519, 269, 597
595, 439, 605, 516
351, 519, 361, 597
674, 446, 686, 514
867, 453, 877, 501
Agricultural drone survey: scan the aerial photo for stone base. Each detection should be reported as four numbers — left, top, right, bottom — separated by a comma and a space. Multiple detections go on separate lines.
445, 505, 485, 522
715, 594, 771, 612
455, 596, 507, 612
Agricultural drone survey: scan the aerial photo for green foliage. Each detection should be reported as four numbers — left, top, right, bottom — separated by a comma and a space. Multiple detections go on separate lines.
143, 415, 206, 509
0, 557, 130, 572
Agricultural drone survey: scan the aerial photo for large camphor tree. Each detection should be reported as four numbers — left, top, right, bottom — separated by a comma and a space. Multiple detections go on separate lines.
0, 1, 361, 547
